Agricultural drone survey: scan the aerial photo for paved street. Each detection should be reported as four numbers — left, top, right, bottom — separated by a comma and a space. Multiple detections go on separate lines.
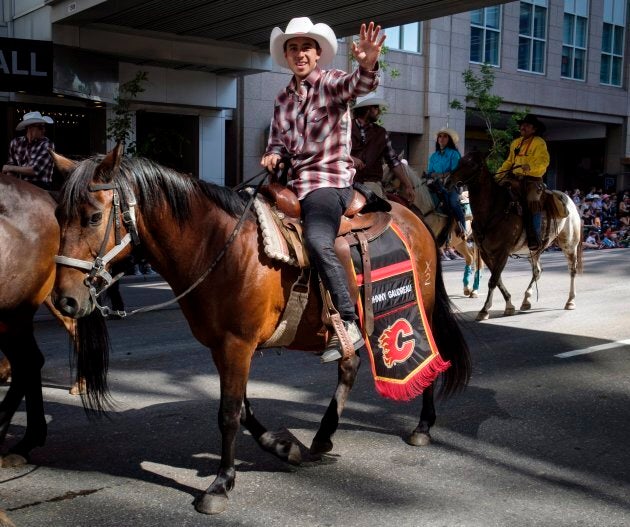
1, 249, 629, 526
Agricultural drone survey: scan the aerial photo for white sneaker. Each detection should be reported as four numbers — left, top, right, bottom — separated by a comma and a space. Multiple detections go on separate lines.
320, 321, 365, 363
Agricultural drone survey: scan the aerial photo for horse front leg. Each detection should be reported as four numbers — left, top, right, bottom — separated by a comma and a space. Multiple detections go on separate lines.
463, 264, 473, 296
310, 354, 360, 455
521, 258, 542, 311
406, 383, 435, 446
478, 269, 513, 320
496, 277, 516, 316
194, 342, 252, 516
239, 395, 302, 465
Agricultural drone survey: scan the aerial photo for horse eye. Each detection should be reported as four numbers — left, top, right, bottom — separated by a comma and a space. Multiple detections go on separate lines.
89, 212, 103, 226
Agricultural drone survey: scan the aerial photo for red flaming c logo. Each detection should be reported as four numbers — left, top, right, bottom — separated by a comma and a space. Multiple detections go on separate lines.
378, 318, 415, 368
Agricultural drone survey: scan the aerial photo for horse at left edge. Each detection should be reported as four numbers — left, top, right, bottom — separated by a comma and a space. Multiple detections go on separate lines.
0, 174, 79, 471
50, 146, 471, 516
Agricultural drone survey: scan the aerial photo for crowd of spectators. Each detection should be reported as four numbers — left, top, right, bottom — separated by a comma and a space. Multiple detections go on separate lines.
566, 187, 630, 250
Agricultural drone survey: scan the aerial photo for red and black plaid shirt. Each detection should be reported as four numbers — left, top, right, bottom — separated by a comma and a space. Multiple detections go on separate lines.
7, 136, 55, 184
266, 66, 379, 199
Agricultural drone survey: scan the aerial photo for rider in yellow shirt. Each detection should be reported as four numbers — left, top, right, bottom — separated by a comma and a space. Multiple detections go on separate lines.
497, 114, 550, 250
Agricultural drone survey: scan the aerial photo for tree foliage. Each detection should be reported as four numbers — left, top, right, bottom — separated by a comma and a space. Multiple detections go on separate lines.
450, 64, 527, 172
106, 71, 149, 154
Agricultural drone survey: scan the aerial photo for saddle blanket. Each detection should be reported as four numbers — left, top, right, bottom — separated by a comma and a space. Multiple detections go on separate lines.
351, 223, 451, 401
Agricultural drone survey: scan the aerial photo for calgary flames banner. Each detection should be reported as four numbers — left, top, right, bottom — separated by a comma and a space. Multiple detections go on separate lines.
352, 223, 450, 401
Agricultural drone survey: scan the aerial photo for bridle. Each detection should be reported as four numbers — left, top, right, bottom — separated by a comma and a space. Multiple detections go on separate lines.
54, 173, 265, 319
54, 181, 140, 317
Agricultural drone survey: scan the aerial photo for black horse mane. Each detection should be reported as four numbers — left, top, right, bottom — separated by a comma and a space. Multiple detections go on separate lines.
59, 155, 247, 223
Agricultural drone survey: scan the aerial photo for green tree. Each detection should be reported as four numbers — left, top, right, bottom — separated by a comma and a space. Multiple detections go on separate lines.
450, 64, 527, 172
106, 71, 148, 154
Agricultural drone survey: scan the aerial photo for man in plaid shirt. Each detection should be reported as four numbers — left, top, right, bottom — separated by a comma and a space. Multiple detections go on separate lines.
3, 111, 55, 190
261, 17, 385, 363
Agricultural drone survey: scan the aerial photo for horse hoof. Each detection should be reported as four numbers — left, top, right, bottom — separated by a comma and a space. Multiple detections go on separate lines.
476, 312, 489, 321
470, 290, 479, 298
565, 301, 576, 310
194, 492, 228, 515
69, 379, 86, 396
520, 303, 531, 311
406, 432, 431, 447
0, 453, 28, 468
463, 288, 471, 296
504, 307, 516, 316
287, 442, 302, 466
310, 439, 333, 455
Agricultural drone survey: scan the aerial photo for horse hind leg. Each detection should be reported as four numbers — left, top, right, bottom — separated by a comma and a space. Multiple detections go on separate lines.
406, 384, 435, 446
310, 354, 360, 456
564, 248, 579, 310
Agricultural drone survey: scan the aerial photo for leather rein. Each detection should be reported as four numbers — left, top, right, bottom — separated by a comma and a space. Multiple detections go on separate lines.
55, 175, 266, 319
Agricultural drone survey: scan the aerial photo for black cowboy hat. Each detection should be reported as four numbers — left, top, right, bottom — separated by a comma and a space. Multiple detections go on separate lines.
517, 114, 546, 135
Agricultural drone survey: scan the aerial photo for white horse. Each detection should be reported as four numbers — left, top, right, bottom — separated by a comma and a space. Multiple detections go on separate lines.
384, 162, 484, 297
449, 151, 583, 321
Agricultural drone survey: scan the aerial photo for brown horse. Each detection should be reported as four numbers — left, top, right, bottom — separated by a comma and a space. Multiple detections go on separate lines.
449, 151, 583, 321
51, 146, 471, 515
0, 175, 80, 468
384, 162, 485, 297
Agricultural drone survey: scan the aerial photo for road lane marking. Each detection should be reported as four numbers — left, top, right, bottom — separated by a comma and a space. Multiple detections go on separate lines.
555, 339, 630, 358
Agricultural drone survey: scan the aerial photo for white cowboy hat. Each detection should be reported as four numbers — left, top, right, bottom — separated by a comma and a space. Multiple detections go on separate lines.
353, 94, 388, 109
16, 111, 54, 131
270, 17, 338, 69
435, 127, 459, 145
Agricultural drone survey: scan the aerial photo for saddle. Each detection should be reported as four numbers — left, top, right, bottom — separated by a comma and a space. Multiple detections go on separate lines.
255, 182, 392, 349
501, 178, 569, 220
259, 182, 392, 267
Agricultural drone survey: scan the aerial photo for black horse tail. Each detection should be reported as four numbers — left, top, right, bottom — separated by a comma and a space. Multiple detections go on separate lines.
432, 254, 472, 398
73, 310, 113, 415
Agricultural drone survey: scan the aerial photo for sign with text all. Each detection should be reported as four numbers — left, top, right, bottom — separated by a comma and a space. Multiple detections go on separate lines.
0, 37, 53, 94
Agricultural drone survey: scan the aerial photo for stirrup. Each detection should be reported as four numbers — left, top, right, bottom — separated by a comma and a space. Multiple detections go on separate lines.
320, 321, 364, 364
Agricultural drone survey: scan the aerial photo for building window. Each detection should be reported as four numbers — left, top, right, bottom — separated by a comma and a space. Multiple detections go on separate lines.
470, 6, 502, 65
601, 0, 626, 86
518, 0, 548, 73
562, 0, 589, 80
384, 22, 422, 53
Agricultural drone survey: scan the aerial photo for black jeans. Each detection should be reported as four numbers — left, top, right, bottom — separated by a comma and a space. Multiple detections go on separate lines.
301, 187, 356, 322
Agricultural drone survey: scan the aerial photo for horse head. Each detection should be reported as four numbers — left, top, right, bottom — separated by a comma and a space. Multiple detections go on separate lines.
52, 145, 137, 318
448, 151, 487, 191
383, 161, 435, 215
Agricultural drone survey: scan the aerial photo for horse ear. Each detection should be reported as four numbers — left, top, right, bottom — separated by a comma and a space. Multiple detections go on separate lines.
95, 143, 124, 182
49, 149, 78, 176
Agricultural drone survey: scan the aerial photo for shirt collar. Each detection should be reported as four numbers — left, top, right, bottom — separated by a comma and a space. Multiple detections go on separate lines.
287, 66, 322, 93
